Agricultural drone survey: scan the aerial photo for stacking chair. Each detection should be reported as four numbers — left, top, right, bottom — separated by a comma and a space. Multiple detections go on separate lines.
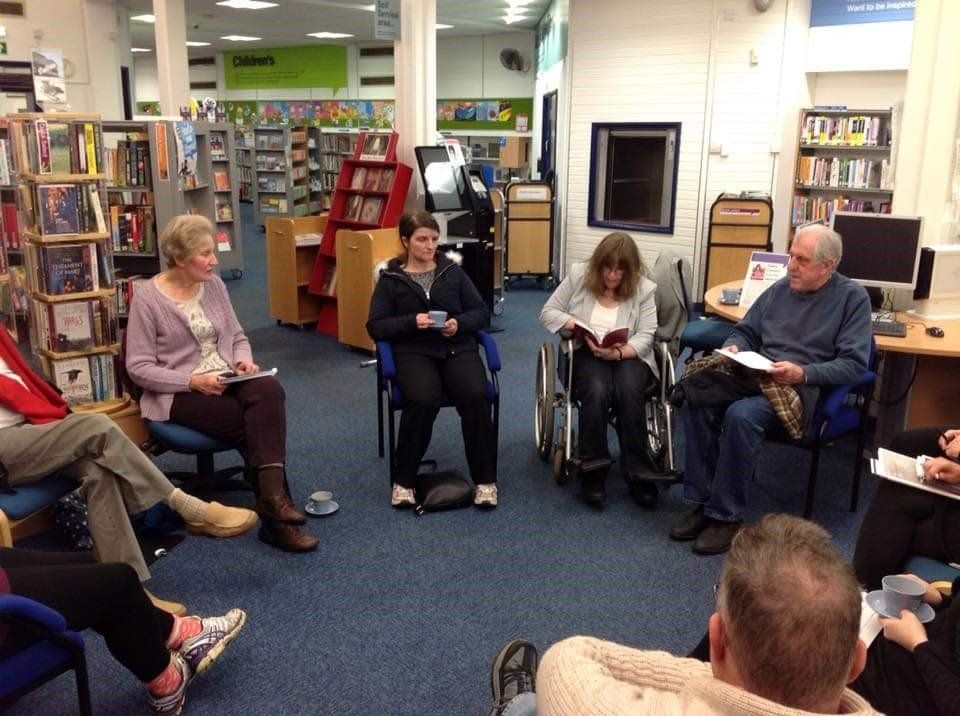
0, 475, 78, 548
767, 339, 878, 519
0, 595, 92, 715
375, 331, 501, 484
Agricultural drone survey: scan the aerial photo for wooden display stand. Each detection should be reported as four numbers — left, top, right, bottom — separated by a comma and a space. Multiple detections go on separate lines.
307, 131, 412, 338
702, 193, 773, 295
505, 181, 553, 281
335, 227, 401, 351
265, 214, 328, 328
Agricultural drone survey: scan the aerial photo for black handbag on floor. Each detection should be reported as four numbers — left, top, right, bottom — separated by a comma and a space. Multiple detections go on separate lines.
414, 470, 473, 516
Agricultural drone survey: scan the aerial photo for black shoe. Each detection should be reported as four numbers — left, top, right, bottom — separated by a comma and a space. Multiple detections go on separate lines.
692, 519, 742, 555
669, 506, 708, 541
628, 480, 660, 510
580, 476, 606, 506
489, 639, 538, 716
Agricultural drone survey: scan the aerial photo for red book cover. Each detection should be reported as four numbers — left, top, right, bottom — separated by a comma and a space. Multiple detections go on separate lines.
571, 319, 629, 348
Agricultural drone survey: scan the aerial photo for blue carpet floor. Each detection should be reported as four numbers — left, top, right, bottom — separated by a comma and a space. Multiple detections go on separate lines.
13, 204, 879, 714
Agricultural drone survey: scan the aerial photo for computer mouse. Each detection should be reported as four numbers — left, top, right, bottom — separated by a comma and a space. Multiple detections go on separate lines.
926, 326, 945, 338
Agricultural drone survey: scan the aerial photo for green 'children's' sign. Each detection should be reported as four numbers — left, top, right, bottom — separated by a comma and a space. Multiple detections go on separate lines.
223, 45, 348, 92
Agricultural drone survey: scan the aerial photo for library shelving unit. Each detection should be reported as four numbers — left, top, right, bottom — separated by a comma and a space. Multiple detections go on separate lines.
0, 118, 28, 342
265, 214, 327, 329
306, 127, 325, 213
253, 125, 310, 225
7, 112, 123, 409
235, 126, 254, 202
307, 131, 412, 338
174, 121, 244, 278
791, 107, 894, 227
317, 128, 358, 213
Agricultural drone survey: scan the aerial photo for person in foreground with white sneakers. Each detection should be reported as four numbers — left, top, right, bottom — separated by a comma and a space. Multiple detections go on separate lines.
0, 546, 245, 714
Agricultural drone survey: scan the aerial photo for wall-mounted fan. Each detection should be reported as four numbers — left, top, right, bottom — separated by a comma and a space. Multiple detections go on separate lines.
499, 48, 530, 73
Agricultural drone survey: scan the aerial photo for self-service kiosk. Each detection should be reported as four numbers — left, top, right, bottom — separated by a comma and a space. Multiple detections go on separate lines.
414, 147, 497, 313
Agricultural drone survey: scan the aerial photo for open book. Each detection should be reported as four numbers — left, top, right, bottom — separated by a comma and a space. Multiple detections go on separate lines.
871, 447, 960, 501
715, 347, 774, 372
218, 367, 278, 385
571, 319, 629, 348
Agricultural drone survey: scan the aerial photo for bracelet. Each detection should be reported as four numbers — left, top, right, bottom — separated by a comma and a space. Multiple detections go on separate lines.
615, 347, 623, 361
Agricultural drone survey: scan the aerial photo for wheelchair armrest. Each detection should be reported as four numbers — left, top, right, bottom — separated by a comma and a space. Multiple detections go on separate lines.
476, 331, 501, 373
815, 371, 877, 420
0, 595, 67, 632
376, 341, 397, 381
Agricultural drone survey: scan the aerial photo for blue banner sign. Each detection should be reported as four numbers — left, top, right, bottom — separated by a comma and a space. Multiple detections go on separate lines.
810, 0, 915, 27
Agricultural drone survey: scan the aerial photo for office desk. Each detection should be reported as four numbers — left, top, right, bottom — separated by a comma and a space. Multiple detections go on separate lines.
704, 280, 960, 435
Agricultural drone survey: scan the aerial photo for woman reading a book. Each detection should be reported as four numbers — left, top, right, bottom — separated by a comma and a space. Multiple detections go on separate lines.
539, 232, 659, 508
366, 210, 497, 508
125, 214, 318, 553
853, 426, 960, 590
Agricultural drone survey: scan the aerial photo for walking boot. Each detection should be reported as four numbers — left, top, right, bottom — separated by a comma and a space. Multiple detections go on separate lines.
258, 521, 319, 552
255, 467, 306, 525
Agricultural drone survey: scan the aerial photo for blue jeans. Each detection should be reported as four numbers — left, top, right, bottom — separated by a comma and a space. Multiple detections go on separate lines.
680, 395, 778, 522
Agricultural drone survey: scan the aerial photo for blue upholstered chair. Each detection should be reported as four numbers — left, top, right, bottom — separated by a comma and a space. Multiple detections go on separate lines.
375, 331, 501, 484
0, 595, 92, 714
903, 556, 960, 586
143, 420, 251, 494
0, 475, 78, 548
768, 339, 878, 519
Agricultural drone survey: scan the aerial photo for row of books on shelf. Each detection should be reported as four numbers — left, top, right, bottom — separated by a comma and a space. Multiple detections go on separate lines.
24, 241, 112, 296
104, 140, 151, 187
290, 130, 307, 144
213, 170, 231, 191
209, 134, 227, 161
343, 195, 383, 224
319, 134, 355, 153
1, 201, 20, 249
348, 166, 395, 193
291, 149, 307, 163
259, 197, 288, 214
49, 352, 120, 406
32, 296, 117, 353
256, 155, 286, 171
291, 166, 308, 180
321, 154, 345, 172
800, 114, 889, 147
254, 134, 286, 150
21, 182, 107, 237
795, 157, 891, 191
791, 195, 890, 227
9, 118, 104, 175
2, 266, 26, 312
116, 275, 149, 315
0, 139, 12, 186
258, 177, 286, 192
110, 204, 156, 254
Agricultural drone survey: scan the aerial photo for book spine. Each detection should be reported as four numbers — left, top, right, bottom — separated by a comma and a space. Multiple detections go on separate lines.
35, 119, 51, 174
84, 124, 97, 174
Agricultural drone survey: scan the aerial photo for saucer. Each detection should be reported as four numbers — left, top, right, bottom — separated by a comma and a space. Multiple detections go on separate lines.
865, 590, 935, 623
305, 500, 339, 517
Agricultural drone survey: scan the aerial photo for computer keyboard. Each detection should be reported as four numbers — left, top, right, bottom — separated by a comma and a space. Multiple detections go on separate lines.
871, 315, 907, 337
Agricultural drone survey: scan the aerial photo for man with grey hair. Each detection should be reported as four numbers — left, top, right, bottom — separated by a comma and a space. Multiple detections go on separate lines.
670, 223, 872, 554
489, 515, 877, 715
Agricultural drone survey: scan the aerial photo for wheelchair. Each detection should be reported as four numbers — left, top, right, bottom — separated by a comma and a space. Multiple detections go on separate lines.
534, 331, 678, 485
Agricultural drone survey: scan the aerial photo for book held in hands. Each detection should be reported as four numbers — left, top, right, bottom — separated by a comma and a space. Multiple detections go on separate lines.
218, 367, 278, 384
570, 319, 629, 348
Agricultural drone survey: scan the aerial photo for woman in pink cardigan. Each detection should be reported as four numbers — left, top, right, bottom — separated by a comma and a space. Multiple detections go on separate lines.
125, 214, 317, 553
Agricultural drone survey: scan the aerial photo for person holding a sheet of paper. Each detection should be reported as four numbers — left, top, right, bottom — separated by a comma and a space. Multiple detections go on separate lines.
540, 232, 659, 507
126, 214, 318, 553
670, 223, 872, 555
854, 426, 960, 590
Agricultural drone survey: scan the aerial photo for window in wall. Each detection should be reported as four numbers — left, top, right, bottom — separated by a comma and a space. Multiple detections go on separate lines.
588, 122, 680, 234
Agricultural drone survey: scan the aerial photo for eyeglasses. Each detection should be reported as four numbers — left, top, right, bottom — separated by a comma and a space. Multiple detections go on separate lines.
713, 582, 719, 602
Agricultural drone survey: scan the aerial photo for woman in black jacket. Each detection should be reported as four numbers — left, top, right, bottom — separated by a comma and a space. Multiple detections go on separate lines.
366, 211, 497, 508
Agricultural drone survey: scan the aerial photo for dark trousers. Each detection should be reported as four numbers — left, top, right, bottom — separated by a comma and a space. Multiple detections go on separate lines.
572, 346, 652, 478
853, 427, 960, 590
0, 547, 172, 682
393, 350, 495, 488
170, 375, 286, 468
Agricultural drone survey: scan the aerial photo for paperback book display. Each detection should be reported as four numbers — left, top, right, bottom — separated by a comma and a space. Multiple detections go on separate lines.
7, 117, 103, 175
31, 296, 117, 352
109, 204, 156, 254
25, 242, 100, 296
49, 353, 120, 405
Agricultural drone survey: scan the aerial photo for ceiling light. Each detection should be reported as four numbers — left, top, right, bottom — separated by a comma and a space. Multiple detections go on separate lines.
507, 0, 537, 6
131, 14, 155, 23
186, 41, 212, 47
131, 47, 152, 53
503, 13, 526, 24
361, 4, 375, 11
305, 32, 354, 39
436, 23, 454, 30
216, 0, 278, 8
221, 35, 261, 41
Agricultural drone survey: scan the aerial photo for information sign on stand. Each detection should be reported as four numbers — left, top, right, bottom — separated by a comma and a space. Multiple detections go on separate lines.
739, 251, 789, 311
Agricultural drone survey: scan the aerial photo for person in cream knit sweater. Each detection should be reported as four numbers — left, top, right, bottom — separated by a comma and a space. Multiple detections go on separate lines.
489, 515, 878, 716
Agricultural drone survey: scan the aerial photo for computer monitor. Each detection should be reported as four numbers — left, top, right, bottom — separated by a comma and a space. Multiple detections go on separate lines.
414, 146, 468, 213
911, 245, 960, 320
830, 212, 923, 290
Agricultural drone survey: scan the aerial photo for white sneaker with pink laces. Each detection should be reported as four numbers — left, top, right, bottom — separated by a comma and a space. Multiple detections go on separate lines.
474, 484, 498, 507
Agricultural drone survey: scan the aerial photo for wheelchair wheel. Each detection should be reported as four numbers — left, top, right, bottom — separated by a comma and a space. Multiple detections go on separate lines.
553, 444, 566, 484
534, 341, 556, 461
644, 398, 669, 473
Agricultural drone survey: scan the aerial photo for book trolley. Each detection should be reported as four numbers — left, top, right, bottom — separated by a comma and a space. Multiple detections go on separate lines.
702, 193, 773, 295
7, 112, 123, 410
307, 131, 412, 338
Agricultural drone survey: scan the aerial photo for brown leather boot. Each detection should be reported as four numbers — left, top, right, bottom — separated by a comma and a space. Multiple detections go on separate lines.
258, 522, 319, 552
255, 467, 306, 525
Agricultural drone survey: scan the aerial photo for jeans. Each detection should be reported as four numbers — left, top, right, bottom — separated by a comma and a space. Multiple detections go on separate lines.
681, 395, 778, 522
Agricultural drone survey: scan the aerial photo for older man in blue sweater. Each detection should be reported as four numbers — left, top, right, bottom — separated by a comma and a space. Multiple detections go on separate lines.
670, 223, 873, 554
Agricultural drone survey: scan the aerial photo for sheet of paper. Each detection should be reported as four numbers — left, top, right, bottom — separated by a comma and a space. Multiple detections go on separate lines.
859, 592, 883, 647
715, 347, 774, 372
870, 448, 960, 501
